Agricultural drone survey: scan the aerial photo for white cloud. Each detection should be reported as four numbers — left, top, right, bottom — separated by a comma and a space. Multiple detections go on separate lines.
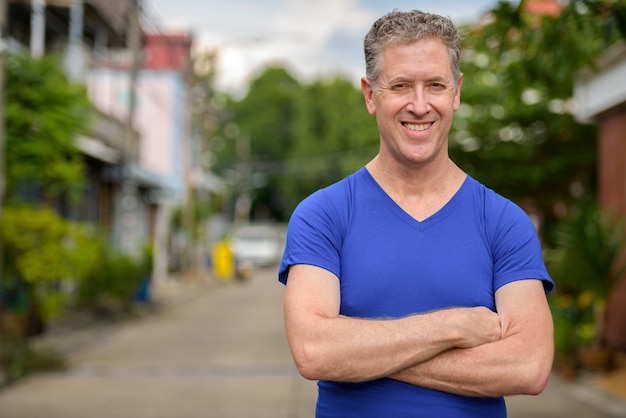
148, 0, 499, 95
188, 0, 375, 95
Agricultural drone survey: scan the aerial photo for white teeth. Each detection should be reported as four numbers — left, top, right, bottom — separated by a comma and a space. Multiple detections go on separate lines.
404, 122, 431, 131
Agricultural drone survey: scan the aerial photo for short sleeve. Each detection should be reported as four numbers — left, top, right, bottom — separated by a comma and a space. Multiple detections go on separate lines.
278, 187, 348, 284
488, 198, 554, 294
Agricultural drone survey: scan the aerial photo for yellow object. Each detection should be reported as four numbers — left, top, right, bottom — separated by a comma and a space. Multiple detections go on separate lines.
212, 240, 235, 281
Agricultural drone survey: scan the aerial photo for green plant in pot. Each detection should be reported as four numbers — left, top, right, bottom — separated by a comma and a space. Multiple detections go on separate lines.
549, 203, 625, 371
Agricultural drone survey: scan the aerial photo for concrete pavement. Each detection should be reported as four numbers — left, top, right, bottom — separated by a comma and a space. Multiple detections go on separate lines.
0, 269, 317, 418
0, 267, 625, 417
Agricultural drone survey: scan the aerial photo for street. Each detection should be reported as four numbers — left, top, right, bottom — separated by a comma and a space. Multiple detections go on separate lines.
0, 267, 625, 417
0, 268, 317, 418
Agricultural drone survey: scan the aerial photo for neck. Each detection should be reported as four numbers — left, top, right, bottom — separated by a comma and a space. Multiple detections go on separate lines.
365, 155, 466, 222
366, 155, 463, 198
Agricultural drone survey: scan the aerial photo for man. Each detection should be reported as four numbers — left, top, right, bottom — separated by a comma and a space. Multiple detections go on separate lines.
279, 9, 554, 417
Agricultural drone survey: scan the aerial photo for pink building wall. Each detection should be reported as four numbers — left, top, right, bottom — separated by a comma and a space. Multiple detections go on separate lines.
87, 69, 188, 198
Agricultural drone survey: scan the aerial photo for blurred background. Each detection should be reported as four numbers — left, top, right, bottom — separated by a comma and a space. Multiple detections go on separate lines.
0, 0, 626, 414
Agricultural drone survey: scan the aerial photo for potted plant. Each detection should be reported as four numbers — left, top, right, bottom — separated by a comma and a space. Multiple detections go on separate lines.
549, 293, 581, 379
548, 203, 625, 372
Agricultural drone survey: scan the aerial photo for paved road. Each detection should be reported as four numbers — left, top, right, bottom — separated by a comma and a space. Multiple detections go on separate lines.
0, 269, 317, 418
0, 267, 625, 417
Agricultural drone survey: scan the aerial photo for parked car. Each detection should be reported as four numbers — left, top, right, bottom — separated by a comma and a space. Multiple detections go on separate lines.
231, 224, 284, 267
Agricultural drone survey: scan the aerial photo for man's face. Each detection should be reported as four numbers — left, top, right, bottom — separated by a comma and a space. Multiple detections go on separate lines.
361, 37, 463, 169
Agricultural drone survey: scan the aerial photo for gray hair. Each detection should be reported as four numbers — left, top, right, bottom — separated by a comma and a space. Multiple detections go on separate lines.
364, 10, 461, 90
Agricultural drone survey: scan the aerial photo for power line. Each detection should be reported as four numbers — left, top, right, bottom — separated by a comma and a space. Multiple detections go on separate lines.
227, 146, 378, 177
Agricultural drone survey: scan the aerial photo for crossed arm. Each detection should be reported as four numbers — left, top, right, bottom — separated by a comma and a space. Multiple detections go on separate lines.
283, 264, 554, 397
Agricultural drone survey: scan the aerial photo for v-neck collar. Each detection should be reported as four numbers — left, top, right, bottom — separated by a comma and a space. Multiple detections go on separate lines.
359, 167, 469, 231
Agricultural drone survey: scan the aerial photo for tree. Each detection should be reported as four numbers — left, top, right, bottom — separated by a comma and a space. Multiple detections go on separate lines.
450, 0, 625, 231
1, 54, 94, 337
214, 67, 305, 221
212, 1, 626, 225
282, 77, 377, 214
180, 50, 222, 271
213, 69, 377, 221
4, 54, 91, 204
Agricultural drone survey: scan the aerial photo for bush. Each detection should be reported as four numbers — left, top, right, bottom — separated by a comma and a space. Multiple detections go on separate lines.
548, 203, 626, 300
546, 203, 626, 362
0, 338, 66, 383
77, 246, 152, 316
550, 291, 600, 361
0, 206, 104, 322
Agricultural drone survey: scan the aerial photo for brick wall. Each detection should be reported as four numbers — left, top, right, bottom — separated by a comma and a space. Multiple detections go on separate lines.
598, 106, 626, 349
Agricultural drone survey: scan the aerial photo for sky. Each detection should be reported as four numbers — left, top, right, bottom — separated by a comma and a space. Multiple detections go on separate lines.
145, 0, 505, 95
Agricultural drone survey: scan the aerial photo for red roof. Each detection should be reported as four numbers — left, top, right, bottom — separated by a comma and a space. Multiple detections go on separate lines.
142, 32, 193, 72
524, 0, 561, 17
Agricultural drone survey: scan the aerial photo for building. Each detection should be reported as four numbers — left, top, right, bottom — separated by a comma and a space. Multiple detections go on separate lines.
574, 41, 626, 350
5, 1, 194, 282
6, 0, 141, 232
87, 30, 194, 279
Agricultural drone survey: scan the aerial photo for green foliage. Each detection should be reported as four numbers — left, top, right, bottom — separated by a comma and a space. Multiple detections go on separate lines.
210, 1, 626, 224
77, 245, 152, 312
0, 204, 151, 338
1, 206, 102, 286
546, 202, 626, 353
5, 53, 91, 202
550, 291, 597, 359
547, 203, 626, 299
0, 338, 66, 383
450, 0, 623, 224
453, 2, 626, 354
284, 77, 378, 212
551, 294, 580, 359
212, 67, 302, 220
214, 68, 377, 220
242, 67, 303, 162
0, 206, 104, 320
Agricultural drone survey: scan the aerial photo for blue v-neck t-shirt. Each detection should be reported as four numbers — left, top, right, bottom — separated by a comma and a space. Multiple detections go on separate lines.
279, 167, 553, 418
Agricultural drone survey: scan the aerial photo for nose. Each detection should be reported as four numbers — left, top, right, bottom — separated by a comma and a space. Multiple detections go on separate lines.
406, 87, 430, 115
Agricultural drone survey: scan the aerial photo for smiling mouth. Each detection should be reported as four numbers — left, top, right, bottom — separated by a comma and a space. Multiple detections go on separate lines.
403, 122, 432, 131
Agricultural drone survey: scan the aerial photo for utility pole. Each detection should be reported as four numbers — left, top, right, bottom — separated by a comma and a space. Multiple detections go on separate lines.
126, 0, 140, 131
116, 0, 141, 256
66, 0, 84, 82
30, 0, 45, 58
0, 0, 7, 296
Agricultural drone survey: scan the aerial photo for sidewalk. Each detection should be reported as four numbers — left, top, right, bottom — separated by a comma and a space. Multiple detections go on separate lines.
27, 273, 217, 357
594, 362, 626, 400
0, 269, 318, 418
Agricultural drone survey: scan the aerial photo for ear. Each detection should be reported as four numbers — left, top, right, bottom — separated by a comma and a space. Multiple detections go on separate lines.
361, 77, 377, 115
453, 73, 464, 112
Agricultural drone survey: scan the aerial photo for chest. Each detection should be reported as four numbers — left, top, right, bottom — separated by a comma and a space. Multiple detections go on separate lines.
338, 206, 495, 318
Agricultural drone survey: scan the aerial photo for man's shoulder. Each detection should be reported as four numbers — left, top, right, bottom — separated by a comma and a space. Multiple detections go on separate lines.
465, 176, 517, 211
298, 168, 368, 208
465, 177, 538, 241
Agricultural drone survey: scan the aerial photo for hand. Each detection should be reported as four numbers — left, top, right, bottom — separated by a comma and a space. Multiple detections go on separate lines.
451, 306, 502, 349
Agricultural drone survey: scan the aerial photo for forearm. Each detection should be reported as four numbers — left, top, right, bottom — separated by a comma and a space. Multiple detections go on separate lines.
391, 336, 553, 397
288, 309, 491, 382
284, 264, 501, 383
390, 282, 555, 397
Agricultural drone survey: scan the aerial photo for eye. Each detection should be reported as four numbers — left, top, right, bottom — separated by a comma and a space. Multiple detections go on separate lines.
430, 82, 447, 90
391, 83, 409, 91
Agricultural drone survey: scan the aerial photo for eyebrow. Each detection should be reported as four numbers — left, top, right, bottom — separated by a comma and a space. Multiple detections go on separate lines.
385, 74, 452, 86
425, 74, 453, 84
